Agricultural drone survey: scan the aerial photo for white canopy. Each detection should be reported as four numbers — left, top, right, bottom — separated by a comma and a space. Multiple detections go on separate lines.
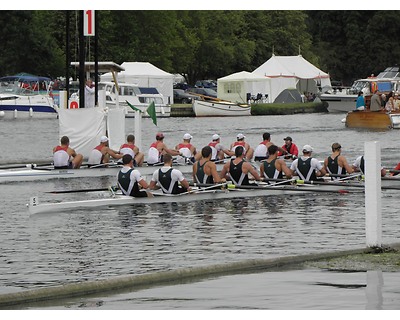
217, 71, 272, 103
253, 55, 331, 96
101, 62, 174, 104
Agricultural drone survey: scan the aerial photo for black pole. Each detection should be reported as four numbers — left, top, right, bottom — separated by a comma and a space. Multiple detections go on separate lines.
94, 10, 98, 106
65, 10, 70, 102
79, 10, 85, 108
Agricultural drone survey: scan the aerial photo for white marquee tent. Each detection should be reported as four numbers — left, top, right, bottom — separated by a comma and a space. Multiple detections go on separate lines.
252, 55, 331, 100
217, 71, 272, 103
100, 62, 174, 104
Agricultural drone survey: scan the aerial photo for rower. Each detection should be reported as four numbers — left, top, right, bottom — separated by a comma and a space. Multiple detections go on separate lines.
147, 132, 180, 166
149, 153, 191, 194
260, 145, 292, 183
290, 145, 326, 181
352, 155, 386, 177
324, 142, 354, 180
208, 134, 233, 162
254, 132, 287, 162
193, 146, 226, 185
119, 134, 144, 167
220, 146, 261, 186
53, 135, 83, 169
87, 136, 123, 167
117, 154, 153, 197
175, 133, 198, 164
230, 133, 254, 161
280, 136, 299, 159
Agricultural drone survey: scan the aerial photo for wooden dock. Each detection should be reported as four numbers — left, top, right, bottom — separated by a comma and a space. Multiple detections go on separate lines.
170, 104, 195, 117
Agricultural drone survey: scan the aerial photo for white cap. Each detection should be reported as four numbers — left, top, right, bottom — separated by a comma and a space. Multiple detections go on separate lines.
212, 134, 220, 140
183, 133, 193, 140
100, 136, 109, 143
237, 133, 246, 140
302, 144, 313, 152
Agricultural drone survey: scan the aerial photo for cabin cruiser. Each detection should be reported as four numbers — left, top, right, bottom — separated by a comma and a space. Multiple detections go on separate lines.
98, 81, 170, 118
0, 74, 58, 119
320, 66, 400, 113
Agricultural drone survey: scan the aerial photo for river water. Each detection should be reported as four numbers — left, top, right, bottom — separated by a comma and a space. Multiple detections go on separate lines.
1, 112, 400, 310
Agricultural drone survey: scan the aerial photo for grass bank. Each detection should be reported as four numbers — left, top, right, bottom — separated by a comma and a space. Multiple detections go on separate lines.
251, 101, 329, 115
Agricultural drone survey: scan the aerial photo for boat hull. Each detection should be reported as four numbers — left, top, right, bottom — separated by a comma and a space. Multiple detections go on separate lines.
320, 93, 357, 113
0, 162, 224, 184
27, 185, 336, 215
345, 111, 393, 129
193, 100, 251, 117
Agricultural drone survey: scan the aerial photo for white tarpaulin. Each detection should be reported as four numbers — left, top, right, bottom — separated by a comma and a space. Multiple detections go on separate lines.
107, 108, 126, 151
58, 107, 107, 159
100, 61, 174, 104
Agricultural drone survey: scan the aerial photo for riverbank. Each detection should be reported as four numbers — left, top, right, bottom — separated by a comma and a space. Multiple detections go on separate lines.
171, 101, 328, 117
1, 243, 399, 309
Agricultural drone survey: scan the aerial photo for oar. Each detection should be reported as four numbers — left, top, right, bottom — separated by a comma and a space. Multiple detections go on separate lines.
260, 178, 297, 186
0, 162, 53, 170
47, 186, 118, 194
224, 183, 360, 194
156, 183, 228, 197
334, 173, 362, 182
87, 162, 122, 169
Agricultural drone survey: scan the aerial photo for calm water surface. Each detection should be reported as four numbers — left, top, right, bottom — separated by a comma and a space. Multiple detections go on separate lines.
1, 113, 400, 309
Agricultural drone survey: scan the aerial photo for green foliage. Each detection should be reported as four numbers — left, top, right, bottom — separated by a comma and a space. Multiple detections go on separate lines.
0, 9, 399, 88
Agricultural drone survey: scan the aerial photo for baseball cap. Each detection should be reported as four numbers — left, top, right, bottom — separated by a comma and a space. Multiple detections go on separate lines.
100, 136, 109, 143
183, 133, 193, 140
302, 145, 313, 152
156, 132, 164, 139
283, 136, 292, 141
212, 134, 220, 140
237, 133, 246, 140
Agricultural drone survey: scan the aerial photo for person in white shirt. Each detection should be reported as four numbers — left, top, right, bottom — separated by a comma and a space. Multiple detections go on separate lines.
290, 145, 326, 181
149, 153, 191, 194
117, 154, 152, 197
84, 78, 95, 108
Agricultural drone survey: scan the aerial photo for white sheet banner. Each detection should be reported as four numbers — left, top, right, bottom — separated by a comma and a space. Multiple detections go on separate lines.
107, 108, 126, 151
58, 107, 106, 159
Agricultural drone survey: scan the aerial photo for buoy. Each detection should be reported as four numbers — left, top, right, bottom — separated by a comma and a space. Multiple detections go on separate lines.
0, 110, 5, 118
29, 107, 33, 117
14, 109, 18, 119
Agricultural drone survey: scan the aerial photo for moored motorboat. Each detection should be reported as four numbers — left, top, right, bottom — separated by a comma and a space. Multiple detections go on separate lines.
0, 74, 58, 119
193, 99, 251, 117
321, 67, 400, 113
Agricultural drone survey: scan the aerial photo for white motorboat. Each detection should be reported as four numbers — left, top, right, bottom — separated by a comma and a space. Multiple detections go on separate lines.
0, 74, 58, 119
193, 99, 251, 117
98, 82, 171, 118
321, 67, 400, 113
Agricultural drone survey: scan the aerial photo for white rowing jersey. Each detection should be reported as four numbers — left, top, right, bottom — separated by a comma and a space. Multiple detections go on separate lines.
88, 145, 104, 165
53, 146, 70, 167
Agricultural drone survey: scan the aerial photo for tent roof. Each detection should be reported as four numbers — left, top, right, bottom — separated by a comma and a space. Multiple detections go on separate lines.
218, 71, 268, 81
120, 62, 173, 77
253, 55, 329, 79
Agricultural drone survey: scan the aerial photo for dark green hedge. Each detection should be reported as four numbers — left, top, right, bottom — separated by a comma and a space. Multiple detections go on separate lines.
251, 102, 328, 115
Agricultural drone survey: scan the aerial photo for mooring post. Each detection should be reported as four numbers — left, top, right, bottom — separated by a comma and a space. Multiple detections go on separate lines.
365, 141, 382, 248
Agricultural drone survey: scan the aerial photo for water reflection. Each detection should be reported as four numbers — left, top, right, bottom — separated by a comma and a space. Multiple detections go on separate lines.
366, 270, 384, 310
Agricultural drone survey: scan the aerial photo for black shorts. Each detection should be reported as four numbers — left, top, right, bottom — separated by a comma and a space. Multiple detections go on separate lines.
132, 190, 148, 197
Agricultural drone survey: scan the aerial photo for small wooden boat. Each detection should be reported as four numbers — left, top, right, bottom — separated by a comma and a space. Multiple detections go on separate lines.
193, 99, 251, 117
345, 111, 397, 130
